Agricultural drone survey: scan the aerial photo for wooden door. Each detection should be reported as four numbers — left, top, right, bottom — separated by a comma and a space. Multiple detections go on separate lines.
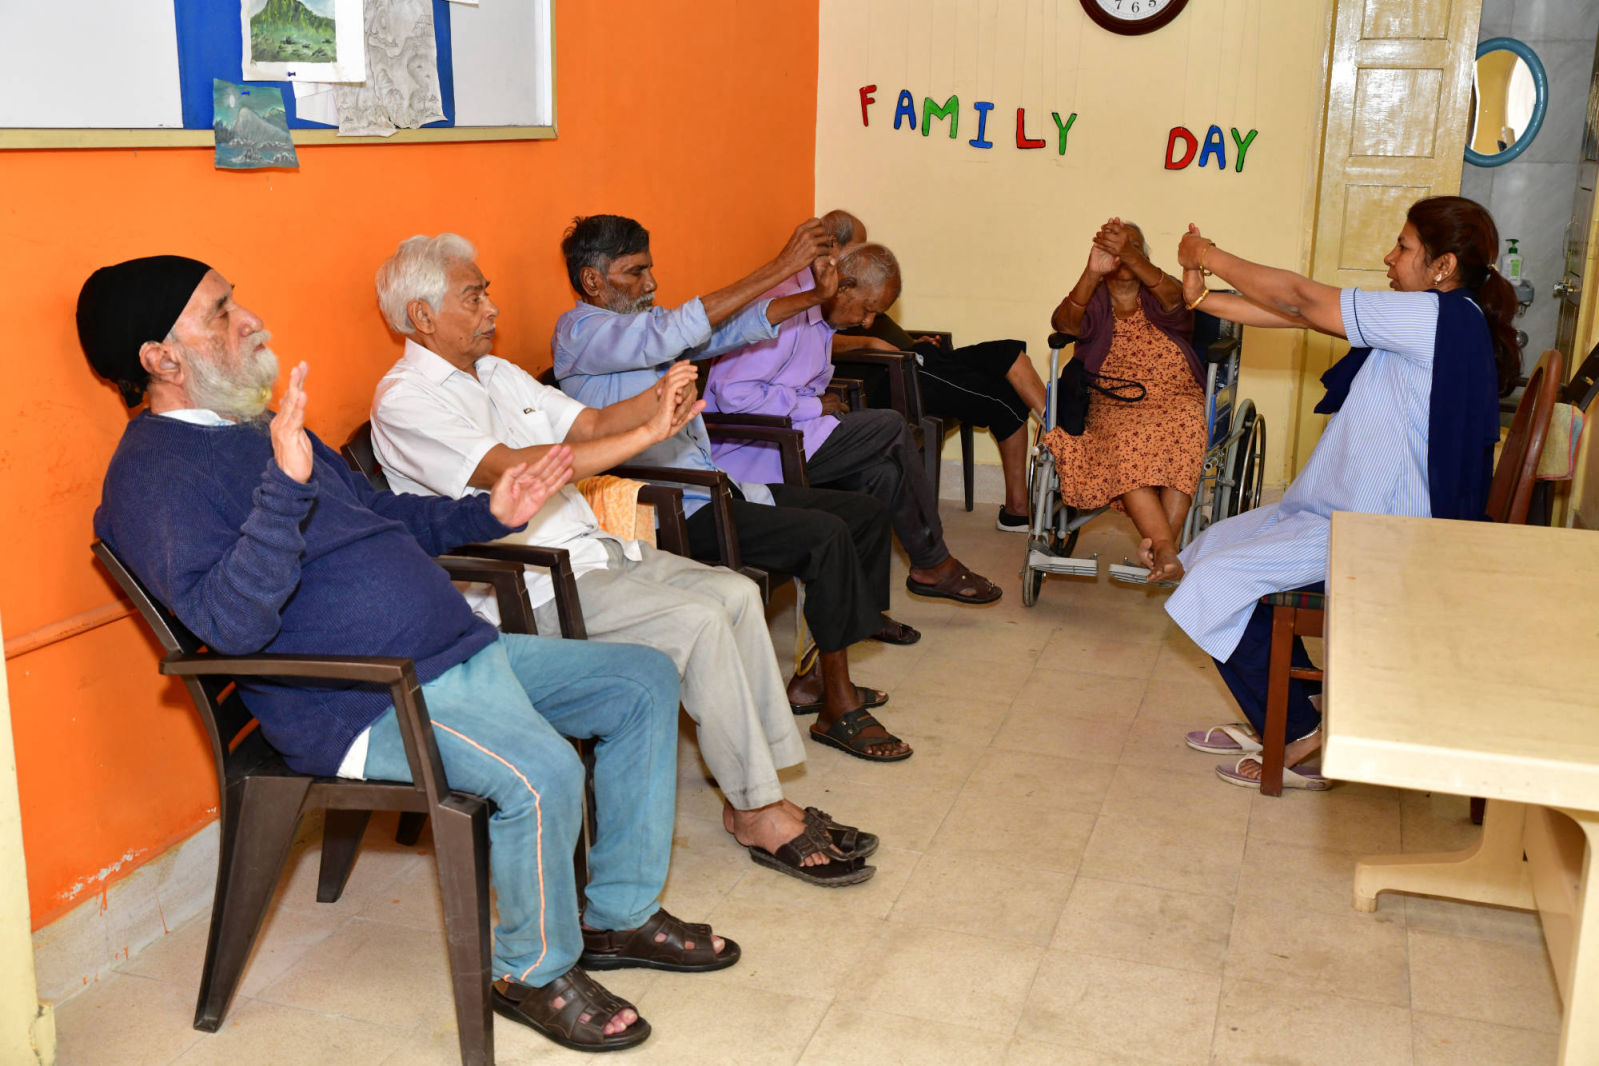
1292, 0, 1484, 473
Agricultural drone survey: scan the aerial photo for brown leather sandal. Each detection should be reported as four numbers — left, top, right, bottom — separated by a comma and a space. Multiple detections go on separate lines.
803, 806, 880, 860
492, 968, 650, 1052
904, 567, 1002, 604
747, 820, 875, 887
579, 907, 740, 973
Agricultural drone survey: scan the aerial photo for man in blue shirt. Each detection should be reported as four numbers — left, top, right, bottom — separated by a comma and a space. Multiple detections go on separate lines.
553, 216, 914, 763
80, 255, 736, 1052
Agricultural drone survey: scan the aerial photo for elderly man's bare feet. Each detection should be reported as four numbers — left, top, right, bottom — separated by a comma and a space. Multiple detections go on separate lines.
723, 800, 840, 867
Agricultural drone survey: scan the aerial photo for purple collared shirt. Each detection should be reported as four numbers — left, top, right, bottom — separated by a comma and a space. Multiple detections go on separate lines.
703, 273, 840, 484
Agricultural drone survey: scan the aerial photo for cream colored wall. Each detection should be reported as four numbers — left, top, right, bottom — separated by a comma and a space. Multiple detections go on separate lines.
816, 0, 1336, 486
1, 627, 55, 1066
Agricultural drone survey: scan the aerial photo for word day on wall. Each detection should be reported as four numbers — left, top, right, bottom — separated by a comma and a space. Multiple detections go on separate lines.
859, 86, 1259, 173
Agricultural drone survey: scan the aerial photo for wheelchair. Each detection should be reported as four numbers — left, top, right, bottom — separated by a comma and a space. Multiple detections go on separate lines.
1020, 308, 1266, 606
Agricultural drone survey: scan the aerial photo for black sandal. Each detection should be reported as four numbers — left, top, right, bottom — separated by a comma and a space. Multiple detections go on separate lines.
580, 907, 740, 973
492, 968, 650, 1052
810, 708, 912, 762
747, 821, 875, 887
803, 806, 879, 860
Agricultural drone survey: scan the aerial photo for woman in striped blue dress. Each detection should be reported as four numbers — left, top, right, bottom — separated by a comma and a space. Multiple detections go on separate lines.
1166, 196, 1520, 789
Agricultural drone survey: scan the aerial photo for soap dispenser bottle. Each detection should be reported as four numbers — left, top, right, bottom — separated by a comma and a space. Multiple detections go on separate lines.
1503, 238, 1524, 283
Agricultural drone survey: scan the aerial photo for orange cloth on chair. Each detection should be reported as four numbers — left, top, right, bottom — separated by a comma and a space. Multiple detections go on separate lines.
576, 475, 655, 547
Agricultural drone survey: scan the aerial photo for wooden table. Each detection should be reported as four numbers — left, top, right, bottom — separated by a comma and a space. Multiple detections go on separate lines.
1322, 512, 1599, 1063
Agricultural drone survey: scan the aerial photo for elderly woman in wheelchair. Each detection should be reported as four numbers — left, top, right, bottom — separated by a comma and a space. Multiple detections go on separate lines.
1044, 218, 1208, 582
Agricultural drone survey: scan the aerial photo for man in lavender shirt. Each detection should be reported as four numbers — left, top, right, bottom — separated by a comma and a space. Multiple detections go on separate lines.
705, 243, 1001, 605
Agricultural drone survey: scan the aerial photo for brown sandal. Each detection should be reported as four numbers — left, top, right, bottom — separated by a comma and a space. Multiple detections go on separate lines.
492, 968, 650, 1052
803, 806, 879, 860
579, 907, 740, 973
747, 821, 875, 887
905, 567, 1002, 605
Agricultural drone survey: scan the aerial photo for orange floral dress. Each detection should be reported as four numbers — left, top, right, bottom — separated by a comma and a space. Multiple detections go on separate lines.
1044, 305, 1205, 511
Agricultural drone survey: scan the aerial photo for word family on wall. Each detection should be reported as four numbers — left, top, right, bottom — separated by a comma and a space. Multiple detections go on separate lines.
858, 85, 1258, 173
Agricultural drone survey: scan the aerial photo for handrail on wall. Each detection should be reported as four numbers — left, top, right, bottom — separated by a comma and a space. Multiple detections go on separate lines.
2, 601, 135, 660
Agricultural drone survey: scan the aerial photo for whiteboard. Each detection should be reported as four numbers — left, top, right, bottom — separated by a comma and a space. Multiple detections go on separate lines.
0, 0, 556, 148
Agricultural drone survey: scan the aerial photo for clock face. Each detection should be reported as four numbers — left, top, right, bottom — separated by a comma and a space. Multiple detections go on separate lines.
1081, 0, 1190, 35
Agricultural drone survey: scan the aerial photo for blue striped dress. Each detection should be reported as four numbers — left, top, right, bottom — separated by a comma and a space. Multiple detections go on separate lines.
1165, 288, 1476, 660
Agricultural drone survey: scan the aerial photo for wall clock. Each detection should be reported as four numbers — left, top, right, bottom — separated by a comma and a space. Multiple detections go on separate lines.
1080, 0, 1190, 36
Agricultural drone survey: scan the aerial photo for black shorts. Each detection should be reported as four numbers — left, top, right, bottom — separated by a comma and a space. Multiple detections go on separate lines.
915, 338, 1030, 441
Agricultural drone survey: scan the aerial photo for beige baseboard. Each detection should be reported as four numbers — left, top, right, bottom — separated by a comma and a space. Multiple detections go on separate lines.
31, 821, 217, 1007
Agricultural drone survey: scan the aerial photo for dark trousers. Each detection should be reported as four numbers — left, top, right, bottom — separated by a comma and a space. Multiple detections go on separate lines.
684, 484, 890, 654
1212, 582, 1324, 742
805, 408, 947, 569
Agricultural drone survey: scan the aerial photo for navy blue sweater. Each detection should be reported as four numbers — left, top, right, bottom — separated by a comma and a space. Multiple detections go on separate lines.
94, 413, 512, 776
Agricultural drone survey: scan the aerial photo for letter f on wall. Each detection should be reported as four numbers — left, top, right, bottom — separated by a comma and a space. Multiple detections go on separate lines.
860, 85, 877, 126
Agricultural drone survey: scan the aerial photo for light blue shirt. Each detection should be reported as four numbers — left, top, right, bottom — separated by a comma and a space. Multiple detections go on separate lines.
552, 296, 781, 514
1166, 288, 1447, 660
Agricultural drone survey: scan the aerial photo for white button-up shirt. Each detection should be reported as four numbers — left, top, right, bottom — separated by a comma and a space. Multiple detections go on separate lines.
370, 338, 639, 609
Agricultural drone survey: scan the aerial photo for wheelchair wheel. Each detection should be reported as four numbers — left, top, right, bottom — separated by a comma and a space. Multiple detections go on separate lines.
1022, 551, 1043, 607
1224, 403, 1266, 517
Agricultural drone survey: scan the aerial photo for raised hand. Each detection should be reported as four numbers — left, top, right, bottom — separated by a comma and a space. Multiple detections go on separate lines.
811, 254, 840, 301
1177, 223, 1212, 271
776, 219, 833, 276
488, 445, 574, 528
269, 361, 313, 483
1087, 243, 1120, 277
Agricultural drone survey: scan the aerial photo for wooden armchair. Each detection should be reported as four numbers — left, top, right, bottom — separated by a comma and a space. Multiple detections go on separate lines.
92, 541, 545, 1066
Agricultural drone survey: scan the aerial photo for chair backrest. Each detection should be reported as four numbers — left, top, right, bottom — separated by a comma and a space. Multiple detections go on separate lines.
91, 541, 279, 783
342, 422, 391, 492
1563, 339, 1599, 412
1488, 348, 1565, 525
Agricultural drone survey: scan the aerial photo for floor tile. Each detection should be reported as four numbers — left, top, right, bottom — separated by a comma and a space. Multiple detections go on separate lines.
1078, 811, 1246, 899
1407, 927, 1563, 1033
168, 998, 406, 1066
889, 848, 1076, 945
252, 918, 459, 1031
837, 923, 1045, 1035
1052, 876, 1234, 974
1022, 950, 1221, 1065
797, 1004, 1010, 1065
1210, 977, 1413, 1065
629, 977, 832, 1064
51, 971, 206, 1066
1224, 896, 1410, 1007
1410, 1010, 1560, 1066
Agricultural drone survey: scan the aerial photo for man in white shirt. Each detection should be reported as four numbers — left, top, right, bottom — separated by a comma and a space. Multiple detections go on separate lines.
369, 233, 875, 886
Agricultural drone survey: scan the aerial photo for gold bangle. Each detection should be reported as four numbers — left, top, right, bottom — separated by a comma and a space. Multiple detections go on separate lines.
1199, 242, 1216, 277
1185, 289, 1212, 311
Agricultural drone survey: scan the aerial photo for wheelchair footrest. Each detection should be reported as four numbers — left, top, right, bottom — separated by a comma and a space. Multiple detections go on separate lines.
1108, 561, 1178, 589
1027, 550, 1099, 577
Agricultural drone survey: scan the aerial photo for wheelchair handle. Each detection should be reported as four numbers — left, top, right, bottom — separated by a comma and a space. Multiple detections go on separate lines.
1048, 332, 1076, 351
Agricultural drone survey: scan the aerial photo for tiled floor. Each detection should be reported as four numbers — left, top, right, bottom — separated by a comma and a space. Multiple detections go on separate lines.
50, 508, 1564, 1065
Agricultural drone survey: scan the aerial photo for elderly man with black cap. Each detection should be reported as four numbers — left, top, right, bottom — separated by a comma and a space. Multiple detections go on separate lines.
80, 256, 738, 1053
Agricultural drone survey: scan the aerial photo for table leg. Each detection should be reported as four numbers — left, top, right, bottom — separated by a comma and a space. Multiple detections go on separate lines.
1352, 800, 1535, 913
1555, 810, 1599, 1065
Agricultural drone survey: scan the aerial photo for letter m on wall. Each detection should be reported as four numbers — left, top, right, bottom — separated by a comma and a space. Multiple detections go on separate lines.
922, 95, 959, 139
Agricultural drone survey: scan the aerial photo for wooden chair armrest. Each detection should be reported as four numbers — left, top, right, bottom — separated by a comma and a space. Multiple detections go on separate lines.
701, 412, 796, 429
636, 483, 689, 556
435, 553, 538, 635
446, 544, 586, 639
700, 420, 810, 487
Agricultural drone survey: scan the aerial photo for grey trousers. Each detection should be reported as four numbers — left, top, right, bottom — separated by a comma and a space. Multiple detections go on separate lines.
532, 541, 803, 810
806, 407, 949, 569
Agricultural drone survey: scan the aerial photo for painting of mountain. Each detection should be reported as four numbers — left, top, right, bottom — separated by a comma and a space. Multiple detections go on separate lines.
213, 79, 299, 170
249, 0, 338, 64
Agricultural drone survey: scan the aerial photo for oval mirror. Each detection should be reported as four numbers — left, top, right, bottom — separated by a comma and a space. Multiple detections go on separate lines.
1466, 37, 1548, 167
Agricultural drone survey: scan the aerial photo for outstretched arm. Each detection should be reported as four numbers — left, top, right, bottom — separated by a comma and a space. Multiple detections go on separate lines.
700, 219, 834, 326
1052, 244, 1117, 333
1095, 219, 1183, 311
1177, 224, 1345, 338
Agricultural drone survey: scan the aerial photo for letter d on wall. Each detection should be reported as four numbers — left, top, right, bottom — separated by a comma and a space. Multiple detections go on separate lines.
1165, 126, 1198, 170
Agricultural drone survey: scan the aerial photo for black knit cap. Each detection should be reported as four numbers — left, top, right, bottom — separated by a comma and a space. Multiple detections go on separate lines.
76, 255, 213, 406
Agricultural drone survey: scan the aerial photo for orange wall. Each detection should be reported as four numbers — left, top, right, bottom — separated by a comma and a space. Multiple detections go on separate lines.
2, 1, 818, 928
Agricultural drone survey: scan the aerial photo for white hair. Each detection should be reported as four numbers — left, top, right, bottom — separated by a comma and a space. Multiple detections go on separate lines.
375, 233, 477, 335
839, 242, 901, 294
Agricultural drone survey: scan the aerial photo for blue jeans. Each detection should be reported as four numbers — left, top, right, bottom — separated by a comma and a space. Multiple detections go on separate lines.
362, 633, 679, 986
